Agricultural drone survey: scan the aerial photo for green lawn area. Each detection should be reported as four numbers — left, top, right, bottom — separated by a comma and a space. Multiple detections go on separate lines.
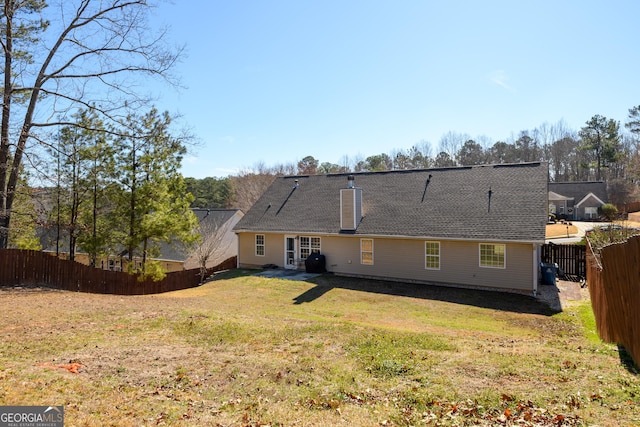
1, 271, 638, 426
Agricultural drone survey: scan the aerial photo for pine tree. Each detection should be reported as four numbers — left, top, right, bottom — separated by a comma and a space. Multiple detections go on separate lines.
578, 115, 621, 181
113, 108, 197, 280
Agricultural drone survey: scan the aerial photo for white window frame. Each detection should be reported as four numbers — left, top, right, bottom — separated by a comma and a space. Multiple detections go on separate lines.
361, 238, 374, 265
425, 241, 440, 270
255, 234, 265, 257
299, 236, 321, 260
479, 243, 505, 269
584, 206, 598, 219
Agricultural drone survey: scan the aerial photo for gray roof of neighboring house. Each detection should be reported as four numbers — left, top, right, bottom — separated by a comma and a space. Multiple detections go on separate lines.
40, 208, 242, 262
160, 209, 241, 261
548, 181, 607, 205
192, 208, 240, 231
548, 191, 573, 201
234, 162, 548, 243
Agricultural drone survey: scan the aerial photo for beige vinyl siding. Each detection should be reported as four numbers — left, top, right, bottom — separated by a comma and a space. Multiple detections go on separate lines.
340, 189, 355, 229
340, 188, 362, 230
320, 236, 534, 292
237, 232, 285, 268
237, 232, 535, 292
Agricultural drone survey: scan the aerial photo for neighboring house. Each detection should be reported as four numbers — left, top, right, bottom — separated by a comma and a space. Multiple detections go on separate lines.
548, 181, 607, 220
39, 208, 243, 272
233, 162, 548, 295
182, 208, 244, 270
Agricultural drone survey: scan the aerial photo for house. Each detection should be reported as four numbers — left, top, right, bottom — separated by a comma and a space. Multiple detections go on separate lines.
233, 162, 548, 295
182, 208, 244, 270
548, 181, 607, 220
39, 208, 243, 272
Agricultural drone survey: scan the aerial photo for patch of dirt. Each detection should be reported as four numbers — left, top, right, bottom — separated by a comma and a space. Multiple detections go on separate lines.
537, 279, 586, 312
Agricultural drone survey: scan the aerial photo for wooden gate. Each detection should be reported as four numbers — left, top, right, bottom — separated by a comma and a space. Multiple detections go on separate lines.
541, 242, 586, 281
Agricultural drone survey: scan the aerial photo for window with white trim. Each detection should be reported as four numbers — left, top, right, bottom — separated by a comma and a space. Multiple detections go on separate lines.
585, 206, 598, 219
479, 243, 505, 268
425, 241, 440, 270
299, 236, 321, 260
361, 238, 374, 265
255, 234, 265, 256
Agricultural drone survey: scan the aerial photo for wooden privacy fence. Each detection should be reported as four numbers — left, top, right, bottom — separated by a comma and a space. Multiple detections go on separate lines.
586, 235, 640, 365
617, 200, 640, 214
0, 249, 237, 295
541, 242, 586, 280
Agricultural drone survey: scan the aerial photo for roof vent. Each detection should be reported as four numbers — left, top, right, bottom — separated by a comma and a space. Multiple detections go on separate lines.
347, 175, 355, 188
421, 174, 433, 203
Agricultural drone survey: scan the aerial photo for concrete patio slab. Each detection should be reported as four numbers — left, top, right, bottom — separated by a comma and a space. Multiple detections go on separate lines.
254, 269, 321, 281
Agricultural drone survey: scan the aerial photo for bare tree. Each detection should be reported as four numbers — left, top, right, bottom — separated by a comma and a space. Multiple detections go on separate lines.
185, 211, 238, 283
0, 0, 181, 248
390, 148, 412, 170
411, 140, 433, 168
438, 131, 469, 163
338, 154, 353, 173
230, 170, 276, 212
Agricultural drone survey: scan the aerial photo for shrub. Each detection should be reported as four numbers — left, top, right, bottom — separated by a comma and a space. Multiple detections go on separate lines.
599, 203, 618, 221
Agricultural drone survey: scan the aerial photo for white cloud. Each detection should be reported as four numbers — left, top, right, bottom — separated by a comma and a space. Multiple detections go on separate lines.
489, 69, 514, 92
214, 167, 241, 176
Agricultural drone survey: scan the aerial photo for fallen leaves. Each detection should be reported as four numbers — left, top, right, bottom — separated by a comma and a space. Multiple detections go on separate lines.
39, 359, 84, 374
391, 395, 582, 426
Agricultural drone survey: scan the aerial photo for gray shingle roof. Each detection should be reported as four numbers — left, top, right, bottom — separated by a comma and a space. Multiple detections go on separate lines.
548, 181, 607, 204
160, 209, 241, 261
234, 162, 548, 242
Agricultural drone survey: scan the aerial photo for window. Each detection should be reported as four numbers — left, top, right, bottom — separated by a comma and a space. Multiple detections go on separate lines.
425, 241, 440, 270
479, 243, 505, 268
299, 236, 321, 260
361, 239, 374, 265
255, 234, 265, 256
585, 207, 598, 219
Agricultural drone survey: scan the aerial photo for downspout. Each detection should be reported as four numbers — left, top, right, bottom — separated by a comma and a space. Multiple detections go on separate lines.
235, 232, 240, 269
532, 243, 539, 296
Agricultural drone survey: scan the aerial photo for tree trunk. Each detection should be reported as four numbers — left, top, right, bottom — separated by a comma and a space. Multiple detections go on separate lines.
90, 166, 98, 267
0, 4, 14, 249
128, 143, 137, 263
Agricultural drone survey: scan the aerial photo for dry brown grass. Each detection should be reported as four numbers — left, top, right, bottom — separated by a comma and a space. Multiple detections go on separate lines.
1, 271, 639, 426
546, 223, 580, 238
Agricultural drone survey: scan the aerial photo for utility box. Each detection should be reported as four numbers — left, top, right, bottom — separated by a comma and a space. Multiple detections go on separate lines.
305, 253, 326, 274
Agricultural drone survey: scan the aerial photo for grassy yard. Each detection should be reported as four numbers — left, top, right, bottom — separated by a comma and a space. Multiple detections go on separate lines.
546, 223, 580, 238
1, 271, 638, 426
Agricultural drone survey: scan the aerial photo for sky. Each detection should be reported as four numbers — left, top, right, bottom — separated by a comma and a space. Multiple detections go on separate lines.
148, 1, 640, 179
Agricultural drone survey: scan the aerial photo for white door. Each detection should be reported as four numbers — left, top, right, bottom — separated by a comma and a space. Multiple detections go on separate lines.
284, 236, 296, 269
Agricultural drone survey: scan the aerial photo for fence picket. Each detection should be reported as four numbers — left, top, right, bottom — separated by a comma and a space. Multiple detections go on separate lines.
587, 235, 640, 365
0, 249, 236, 295
541, 243, 586, 279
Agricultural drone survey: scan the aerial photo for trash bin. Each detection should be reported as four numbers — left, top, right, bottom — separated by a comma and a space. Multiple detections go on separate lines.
540, 262, 558, 286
